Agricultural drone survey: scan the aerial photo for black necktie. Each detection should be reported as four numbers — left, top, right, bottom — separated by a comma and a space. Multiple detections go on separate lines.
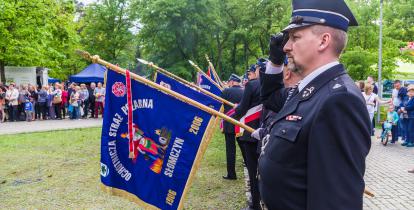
284, 83, 300, 105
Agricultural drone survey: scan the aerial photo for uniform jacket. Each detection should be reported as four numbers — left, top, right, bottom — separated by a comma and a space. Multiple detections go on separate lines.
234, 79, 261, 141
221, 85, 244, 134
258, 64, 371, 210
403, 97, 414, 118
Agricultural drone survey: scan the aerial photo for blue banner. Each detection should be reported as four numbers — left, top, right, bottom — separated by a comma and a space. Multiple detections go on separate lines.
198, 74, 222, 97
101, 70, 217, 209
154, 72, 222, 111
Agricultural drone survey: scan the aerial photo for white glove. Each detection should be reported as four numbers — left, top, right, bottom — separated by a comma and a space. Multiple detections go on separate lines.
251, 128, 263, 140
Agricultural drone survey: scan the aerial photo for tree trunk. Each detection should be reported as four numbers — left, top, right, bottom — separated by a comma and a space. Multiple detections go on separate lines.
231, 37, 237, 74
0, 60, 5, 83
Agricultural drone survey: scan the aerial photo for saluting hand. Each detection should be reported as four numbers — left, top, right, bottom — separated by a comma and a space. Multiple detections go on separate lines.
269, 33, 288, 66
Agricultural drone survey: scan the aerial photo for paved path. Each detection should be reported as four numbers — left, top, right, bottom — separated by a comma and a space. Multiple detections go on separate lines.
364, 133, 414, 209
0, 118, 103, 135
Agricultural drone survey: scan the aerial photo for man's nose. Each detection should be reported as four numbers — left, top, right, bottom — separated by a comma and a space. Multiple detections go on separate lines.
283, 39, 292, 53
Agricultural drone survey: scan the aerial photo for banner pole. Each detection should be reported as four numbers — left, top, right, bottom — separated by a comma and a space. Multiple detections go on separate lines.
188, 60, 223, 91
76, 50, 253, 133
205, 54, 224, 88
137, 58, 235, 107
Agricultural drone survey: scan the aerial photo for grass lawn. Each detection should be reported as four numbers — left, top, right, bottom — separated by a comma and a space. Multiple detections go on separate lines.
0, 127, 246, 209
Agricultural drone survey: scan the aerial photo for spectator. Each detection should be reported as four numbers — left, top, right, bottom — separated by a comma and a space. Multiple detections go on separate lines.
367, 76, 378, 94
61, 86, 68, 119
89, 82, 96, 118
0, 86, 5, 122
24, 97, 33, 122
70, 86, 81, 120
37, 86, 48, 120
18, 85, 30, 121
94, 82, 105, 118
398, 94, 409, 144
79, 84, 89, 119
28, 85, 38, 121
380, 105, 399, 143
363, 83, 390, 136
5, 83, 19, 122
401, 85, 414, 147
47, 85, 55, 119
51, 83, 63, 120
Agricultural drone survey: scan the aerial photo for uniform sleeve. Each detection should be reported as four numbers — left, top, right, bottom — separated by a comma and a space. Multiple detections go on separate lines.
234, 83, 252, 120
259, 71, 285, 113
307, 92, 371, 210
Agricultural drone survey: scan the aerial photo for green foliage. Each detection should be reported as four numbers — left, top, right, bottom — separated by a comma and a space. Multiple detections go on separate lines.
79, 0, 138, 67
0, 0, 413, 82
0, 0, 84, 82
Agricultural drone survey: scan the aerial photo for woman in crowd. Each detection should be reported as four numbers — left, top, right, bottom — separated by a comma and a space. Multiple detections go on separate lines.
79, 84, 89, 119
47, 85, 55, 119
37, 85, 49, 120
401, 85, 414, 147
363, 83, 390, 136
61, 86, 68, 119
94, 82, 105, 118
51, 83, 63, 120
70, 86, 81, 120
0, 87, 5, 122
28, 85, 38, 121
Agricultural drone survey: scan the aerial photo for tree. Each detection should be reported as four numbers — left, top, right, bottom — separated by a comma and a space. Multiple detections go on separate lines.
79, 0, 138, 68
0, 0, 84, 82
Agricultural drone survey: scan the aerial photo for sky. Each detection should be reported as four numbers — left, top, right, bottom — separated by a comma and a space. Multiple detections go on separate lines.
78, 0, 97, 5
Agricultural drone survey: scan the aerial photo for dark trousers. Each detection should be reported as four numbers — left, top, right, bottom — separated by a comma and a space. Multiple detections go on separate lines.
53, 103, 62, 119
400, 118, 409, 142
391, 124, 398, 143
35, 102, 40, 119
241, 141, 261, 210
95, 101, 104, 117
62, 103, 67, 119
407, 119, 414, 144
8, 105, 18, 121
39, 102, 47, 120
82, 100, 89, 118
224, 133, 246, 178
89, 100, 95, 117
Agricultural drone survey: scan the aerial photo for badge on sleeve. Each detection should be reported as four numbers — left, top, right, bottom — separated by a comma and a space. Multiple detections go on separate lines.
286, 115, 303, 121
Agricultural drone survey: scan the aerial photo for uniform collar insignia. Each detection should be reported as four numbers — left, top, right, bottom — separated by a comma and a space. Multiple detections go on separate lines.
332, 83, 342, 89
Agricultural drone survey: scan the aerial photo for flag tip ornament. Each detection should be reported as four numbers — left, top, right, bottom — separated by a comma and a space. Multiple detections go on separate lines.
136, 58, 150, 65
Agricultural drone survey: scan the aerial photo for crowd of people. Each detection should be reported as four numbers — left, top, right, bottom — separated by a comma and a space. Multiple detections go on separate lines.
355, 78, 414, 148
0, 81, 106, 123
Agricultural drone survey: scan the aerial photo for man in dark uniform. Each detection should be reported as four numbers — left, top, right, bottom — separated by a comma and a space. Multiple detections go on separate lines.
221, 74, 244, 180
234, 60, 264, 210
257, 1, 371, 209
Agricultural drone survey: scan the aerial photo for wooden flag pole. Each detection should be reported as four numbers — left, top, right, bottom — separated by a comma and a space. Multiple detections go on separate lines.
136, 58, 235, 107
205, 55, 225, 88
188, 60, 223, 91
76, 50, 252, 133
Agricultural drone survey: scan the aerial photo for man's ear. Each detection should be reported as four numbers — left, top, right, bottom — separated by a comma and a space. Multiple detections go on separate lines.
284, 69, 291, 81
319, 33, 331, 51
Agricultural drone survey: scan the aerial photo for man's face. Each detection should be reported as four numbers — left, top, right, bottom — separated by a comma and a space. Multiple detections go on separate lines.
283, 27, 320, 74
408, 90, 414, 98
394, 82, 401, 89
247, 72, 256, 80
367, 77, 374, 84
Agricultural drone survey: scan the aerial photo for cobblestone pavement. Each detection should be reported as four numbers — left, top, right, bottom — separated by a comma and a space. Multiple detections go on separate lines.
0, 118, 103, 135
364, 133, 414, 209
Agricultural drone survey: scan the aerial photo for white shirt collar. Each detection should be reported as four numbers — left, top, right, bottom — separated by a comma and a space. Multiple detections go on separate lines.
298, 61, 340, 92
